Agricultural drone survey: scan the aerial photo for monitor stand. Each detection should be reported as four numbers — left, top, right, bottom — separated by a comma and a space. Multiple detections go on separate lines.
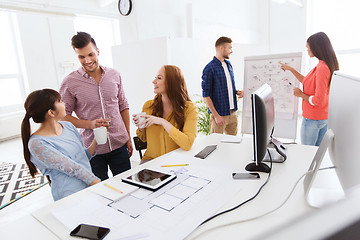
263, 137, 287, 163
245, 137, 286, 173
303, 129, 344, 208
245, 162, 270, 173
306, 187, 344, 208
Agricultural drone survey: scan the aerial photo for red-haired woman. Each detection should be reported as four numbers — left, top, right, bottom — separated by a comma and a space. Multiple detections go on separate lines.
133, 65, 198, 162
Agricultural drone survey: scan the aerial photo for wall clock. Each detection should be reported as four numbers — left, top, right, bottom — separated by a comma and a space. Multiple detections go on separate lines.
118, 0, 132, 16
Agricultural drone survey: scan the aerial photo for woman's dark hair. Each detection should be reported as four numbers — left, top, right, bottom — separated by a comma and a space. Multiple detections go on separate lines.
151, 65, 191, 131
71, 31, 97, 49
21, 89, 61, 177
307, 32, 339, 85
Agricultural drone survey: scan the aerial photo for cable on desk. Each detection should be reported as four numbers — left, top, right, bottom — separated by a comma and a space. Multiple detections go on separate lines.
195, 166, 335, 238
201, 149, 274, 225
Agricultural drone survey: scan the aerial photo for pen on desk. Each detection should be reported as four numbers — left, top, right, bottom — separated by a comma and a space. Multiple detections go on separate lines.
288, 82, 295, 88
104, 183, 123, 194
161, 164, 189, 167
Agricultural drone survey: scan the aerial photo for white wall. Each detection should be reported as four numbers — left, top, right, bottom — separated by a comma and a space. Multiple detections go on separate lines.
268, 1, 308, 55
0, 0, 119, 18
119, 0, 264, 43
111, 0, 307, 155
2, 0, 120, 91
112, 37, 169, 120
0, 0, 118, 140
0, 0, 308, 142
114, 0, 307, 107
17, 13, 75, 90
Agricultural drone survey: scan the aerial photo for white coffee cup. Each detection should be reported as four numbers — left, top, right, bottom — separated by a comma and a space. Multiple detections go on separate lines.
134, 112, 146, 128
93, 127, 107, 145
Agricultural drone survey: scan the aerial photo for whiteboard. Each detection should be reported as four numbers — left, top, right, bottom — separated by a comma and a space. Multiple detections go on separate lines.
241, 52, 302, 140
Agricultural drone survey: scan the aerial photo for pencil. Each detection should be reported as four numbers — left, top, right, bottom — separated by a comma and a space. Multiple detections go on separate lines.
161, 164, 189, 167
104, 183, 123, 194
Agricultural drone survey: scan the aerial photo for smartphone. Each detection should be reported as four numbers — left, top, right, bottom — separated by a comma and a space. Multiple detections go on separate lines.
194, 145, 217, 159
70, 224, 110, 240
232, 172, 260, 180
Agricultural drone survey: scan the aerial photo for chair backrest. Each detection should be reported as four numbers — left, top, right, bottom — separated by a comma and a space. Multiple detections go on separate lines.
133, 136, 147, 159
46, 175, 51, 186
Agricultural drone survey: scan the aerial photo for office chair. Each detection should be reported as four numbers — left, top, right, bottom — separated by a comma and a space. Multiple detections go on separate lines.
46, 175, 51, 186
133, 136, 147, 159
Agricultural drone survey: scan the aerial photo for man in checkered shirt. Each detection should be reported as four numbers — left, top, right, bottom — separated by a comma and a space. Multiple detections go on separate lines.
201, 36, 244, 135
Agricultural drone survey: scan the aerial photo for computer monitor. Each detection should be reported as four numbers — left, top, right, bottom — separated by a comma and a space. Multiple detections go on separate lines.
304, 71, 360, 207
328, 72, 360, 193
245, 84, 287, 173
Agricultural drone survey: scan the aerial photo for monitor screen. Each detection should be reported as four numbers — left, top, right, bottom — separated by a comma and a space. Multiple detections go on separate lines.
246, 84, 275, 173
303, 71, 360, 207
328, 72, 360, 193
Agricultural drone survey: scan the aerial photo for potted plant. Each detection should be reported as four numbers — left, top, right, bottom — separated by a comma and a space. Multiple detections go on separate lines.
193, 95, 210, 136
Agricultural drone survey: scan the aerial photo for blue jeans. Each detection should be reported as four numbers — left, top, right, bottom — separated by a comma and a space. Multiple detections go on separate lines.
301, 117, 328, 146
90, 144, 131, 181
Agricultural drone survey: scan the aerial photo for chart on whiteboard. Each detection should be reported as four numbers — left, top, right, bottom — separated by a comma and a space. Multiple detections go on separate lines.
242, 52, 302, 139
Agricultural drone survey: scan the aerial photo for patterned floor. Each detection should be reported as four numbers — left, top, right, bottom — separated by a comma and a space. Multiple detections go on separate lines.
0, 162, 48, 209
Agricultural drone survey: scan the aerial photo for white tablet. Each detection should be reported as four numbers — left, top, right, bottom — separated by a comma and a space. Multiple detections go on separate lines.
121, 169, 177, 191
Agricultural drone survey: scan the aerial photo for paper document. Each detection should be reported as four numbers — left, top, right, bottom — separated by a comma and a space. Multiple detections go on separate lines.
90, 180, 139, 201
35, 151, 242, 240
50, 195, 147, 239
50, 194, 112, 230
220, 135, 242, 143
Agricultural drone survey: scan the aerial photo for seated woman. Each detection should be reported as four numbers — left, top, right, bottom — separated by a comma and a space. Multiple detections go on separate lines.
133, 65, 198, 162
21, 89, 100, 201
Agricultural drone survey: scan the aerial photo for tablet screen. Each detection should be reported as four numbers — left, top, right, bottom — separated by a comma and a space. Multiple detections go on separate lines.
122, 169, 176, 191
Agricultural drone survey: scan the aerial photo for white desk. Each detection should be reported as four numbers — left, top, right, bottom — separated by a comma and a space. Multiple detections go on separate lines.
187, 134, 321, 240
1, 134, 333, 240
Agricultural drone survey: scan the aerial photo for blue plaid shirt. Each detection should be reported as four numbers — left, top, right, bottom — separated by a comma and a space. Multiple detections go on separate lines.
201, 56, 238, 116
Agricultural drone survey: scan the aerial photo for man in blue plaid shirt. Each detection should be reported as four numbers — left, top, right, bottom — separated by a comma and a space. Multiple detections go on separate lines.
201, 36, 243, 135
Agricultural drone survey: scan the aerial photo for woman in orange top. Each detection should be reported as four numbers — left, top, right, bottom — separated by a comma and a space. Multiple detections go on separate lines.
280, 32, 339, 146
133, 65, 198, 162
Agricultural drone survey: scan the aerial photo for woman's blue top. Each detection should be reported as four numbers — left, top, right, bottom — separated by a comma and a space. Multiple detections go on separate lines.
28, 121, 97, 201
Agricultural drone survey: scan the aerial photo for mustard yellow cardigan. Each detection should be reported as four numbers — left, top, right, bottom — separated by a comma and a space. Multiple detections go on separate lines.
136, 100, 198, 161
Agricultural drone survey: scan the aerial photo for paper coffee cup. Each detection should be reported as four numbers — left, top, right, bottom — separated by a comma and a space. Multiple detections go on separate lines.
134, 112, 146, 128
93, 127, 107, 145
